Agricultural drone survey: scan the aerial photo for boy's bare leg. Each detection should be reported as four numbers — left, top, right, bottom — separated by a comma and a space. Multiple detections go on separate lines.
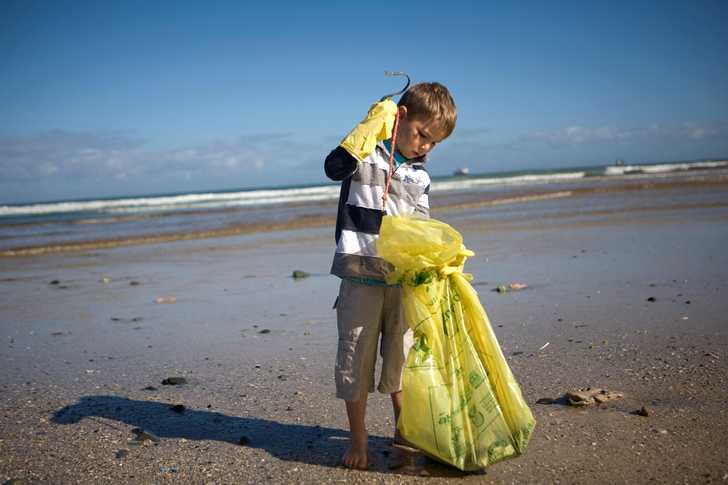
387, 391, 421, 470
343, 396, 368, 469
391, 391, 415, 447
391, 391, 403, 442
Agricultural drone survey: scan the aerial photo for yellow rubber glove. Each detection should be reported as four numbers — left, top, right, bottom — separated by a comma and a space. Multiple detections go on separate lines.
340, 99, 398, 161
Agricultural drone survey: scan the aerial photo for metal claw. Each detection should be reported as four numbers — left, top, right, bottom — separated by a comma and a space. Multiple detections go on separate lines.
380, 71, 411, 101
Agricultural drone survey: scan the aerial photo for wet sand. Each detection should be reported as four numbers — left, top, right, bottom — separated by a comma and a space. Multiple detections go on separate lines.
1, 181, 727, 483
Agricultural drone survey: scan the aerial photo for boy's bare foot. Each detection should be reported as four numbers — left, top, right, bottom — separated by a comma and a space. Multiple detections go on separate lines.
387, 444, 421, 470
393, 429, 418, 451
343, 397, 368, 469
342, 435, 368, 469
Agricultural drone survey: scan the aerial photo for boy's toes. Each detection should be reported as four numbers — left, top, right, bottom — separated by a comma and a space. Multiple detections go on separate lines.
342, 447, 368, 470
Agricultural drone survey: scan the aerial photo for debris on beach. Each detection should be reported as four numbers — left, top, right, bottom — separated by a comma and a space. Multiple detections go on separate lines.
493, 282, 528, 293
258, 328, 271, 334
646, 297, 656, 302
632, 406, 651, 417
129, 281, 141, 286
536, 388, 624, 407
101, 277, 112, 284
566, 388, 624, 406
142, 386, 158, 391
110, 316, 143, 323
115, 449, 129, 459
161, 377, 187, 386
49, 279, 69, 289
130, 428, 160, 444
155, 296, 177, 304
291, 270, 310, 279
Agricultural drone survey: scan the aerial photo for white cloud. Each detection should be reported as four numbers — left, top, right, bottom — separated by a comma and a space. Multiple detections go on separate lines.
522, 121, 728, 147
0, 130, 325, 186
450, 127, 491, 139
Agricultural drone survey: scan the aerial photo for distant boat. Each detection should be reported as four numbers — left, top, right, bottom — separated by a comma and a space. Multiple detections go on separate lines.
453, 167, 470, 176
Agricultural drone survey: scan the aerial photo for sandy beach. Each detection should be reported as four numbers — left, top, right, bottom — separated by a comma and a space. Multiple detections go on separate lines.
1, 177, 727, 483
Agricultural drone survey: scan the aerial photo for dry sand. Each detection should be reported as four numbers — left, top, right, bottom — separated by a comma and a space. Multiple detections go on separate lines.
1, 182, 727, 484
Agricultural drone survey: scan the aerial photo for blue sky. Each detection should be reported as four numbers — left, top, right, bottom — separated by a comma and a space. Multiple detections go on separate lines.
1, 0, 727, 203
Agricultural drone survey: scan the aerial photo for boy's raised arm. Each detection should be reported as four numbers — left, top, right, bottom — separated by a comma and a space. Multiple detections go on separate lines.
324, 99, 398, 181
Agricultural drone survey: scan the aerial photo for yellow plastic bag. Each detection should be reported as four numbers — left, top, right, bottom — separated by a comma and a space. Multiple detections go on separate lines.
377, 215, 535, 471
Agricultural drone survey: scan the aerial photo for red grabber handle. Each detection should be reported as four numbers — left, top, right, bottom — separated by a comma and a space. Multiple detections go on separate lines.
382, 109, 401, 207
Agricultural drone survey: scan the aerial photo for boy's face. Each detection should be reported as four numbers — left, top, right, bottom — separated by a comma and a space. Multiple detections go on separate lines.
394, 106, 449, 160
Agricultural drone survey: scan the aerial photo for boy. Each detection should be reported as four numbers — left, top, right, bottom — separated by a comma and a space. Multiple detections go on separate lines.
324, 82, 457, 469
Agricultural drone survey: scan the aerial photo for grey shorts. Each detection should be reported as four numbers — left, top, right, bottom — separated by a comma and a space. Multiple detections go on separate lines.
334, 279, 414, 401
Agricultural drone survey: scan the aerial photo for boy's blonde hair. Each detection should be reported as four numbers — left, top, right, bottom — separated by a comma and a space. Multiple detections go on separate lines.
398, 82, 457, 138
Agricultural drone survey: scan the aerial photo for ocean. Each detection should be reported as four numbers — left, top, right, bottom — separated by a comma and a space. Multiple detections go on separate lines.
1, 160, 727, 256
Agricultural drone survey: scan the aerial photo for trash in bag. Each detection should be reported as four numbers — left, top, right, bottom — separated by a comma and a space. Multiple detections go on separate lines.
377, 215, 535, 471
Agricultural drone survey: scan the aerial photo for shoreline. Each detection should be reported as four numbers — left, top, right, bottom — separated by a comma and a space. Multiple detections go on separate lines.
2, 173, 727, 258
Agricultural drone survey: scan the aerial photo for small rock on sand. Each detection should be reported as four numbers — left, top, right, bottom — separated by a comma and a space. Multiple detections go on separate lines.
161, 377, 187, 386
155, 296, 177, 304
292, 270, 310, 279
632, 406, 651, 417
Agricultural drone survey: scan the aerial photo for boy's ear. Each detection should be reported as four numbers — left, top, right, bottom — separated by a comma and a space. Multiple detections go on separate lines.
397, 105, 408, 119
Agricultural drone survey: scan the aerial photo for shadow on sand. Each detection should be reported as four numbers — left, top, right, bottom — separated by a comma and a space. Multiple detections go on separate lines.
52, 395, 471, 477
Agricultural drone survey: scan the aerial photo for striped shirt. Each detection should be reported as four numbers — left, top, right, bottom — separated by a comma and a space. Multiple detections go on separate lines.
324, 140, 431, 281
